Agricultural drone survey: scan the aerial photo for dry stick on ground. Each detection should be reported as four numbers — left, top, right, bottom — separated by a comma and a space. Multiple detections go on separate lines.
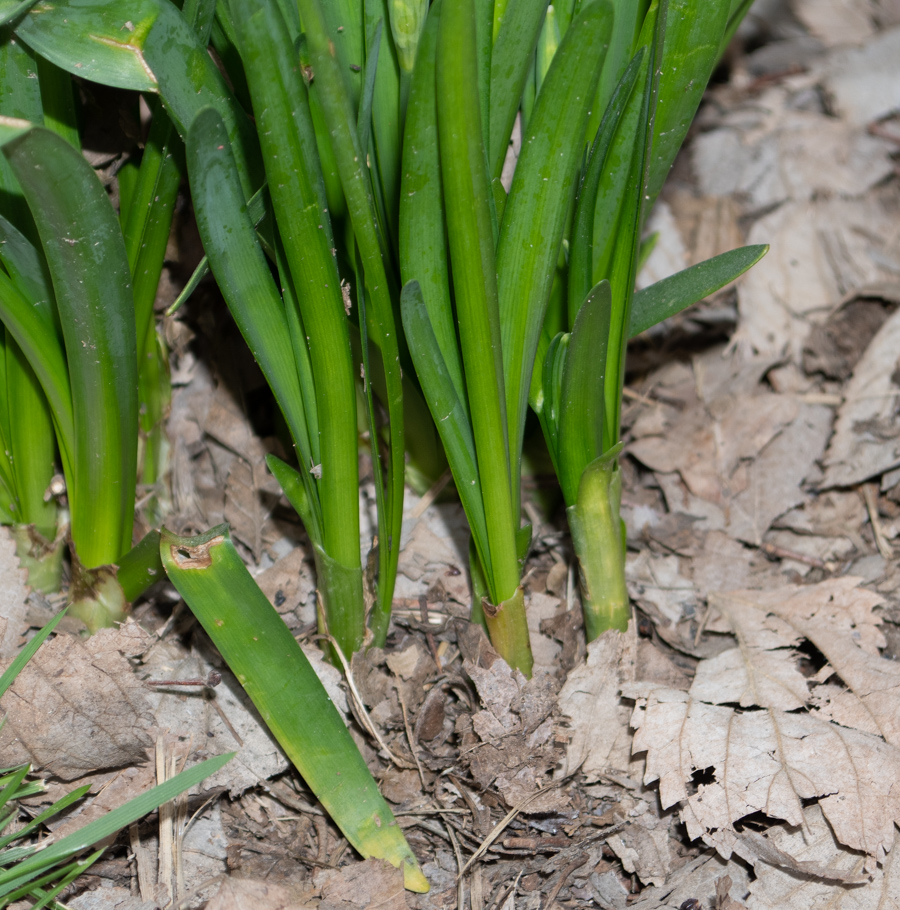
456, 779, 569, 879
318, 633, 414, 769
863, 483, 894, 560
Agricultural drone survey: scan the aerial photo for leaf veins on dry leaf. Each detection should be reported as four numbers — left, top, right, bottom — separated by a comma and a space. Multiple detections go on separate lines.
623, 577, 900, 875
0, 621, 154, 779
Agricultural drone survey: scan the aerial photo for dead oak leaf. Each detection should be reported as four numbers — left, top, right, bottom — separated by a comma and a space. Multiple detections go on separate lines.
624, 685, 900, 870
707, 579, 899, 745
0, 622, 154, 779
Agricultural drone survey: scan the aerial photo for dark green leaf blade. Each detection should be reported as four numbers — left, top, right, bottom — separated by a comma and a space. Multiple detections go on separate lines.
185, 107, 320, 542
629, 244, 768, 338
4, 126, 138, 567
496, 0, 614, 502
558, 280, 610, 506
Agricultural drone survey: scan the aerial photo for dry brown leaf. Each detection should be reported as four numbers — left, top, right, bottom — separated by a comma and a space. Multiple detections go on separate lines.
313, 858, 408, 910
206, 878, 317, 910
224, 458, 275, 561
821, 306, 900, 488
746, 805, 900, 907
793, 0, 878, 45
0, 525, 29, 659
717, 579, 899, 746
631, 578, 900, 869
735, 196, 894, 358
819, 26, 900, 126
557, 625, 637, 780
625, 685, 900, 869
0, 622, 154, 778
459, 632, 565, 812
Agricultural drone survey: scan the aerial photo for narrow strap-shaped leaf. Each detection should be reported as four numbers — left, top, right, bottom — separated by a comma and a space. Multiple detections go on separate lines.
568, 49, 643, 325
629, 244, 769, 338
185, 107, 321, 544
540, 331, 566, 465
298, 0, 407, 645
0, 268, 73, 470
488, 0, 548, 180
159, 525, 429, 893
437, 0, 518, 605
400, 281, 489, 577
122, 99, 183, 359
365, 0, 401, 239
646, 0, 731, 204
231, 0, 361, 612
5, 127, 137, 567
586, 0, 642, 145
6, 339, 57, 536
265, 454, 315, 536
496, 0, 613, 511
603, 0, 664, 450
558, 280, 610, 506
399, 0, 466, 410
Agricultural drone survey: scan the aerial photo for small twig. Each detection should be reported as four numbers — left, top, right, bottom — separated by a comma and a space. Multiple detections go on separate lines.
758, 541, 833, 571
457, 779, 568, 879
544, 854, 589, 910
145, 671, 222, 689
396, 680, 429, 793
863, 483, 894, 561
408, 467, 454, 520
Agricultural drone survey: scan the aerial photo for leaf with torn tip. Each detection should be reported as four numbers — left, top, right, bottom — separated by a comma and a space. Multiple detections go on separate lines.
0, 622, 154, 779
625, 684, 900, 869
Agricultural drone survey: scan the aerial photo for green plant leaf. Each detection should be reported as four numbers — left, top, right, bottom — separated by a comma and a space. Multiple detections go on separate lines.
230, 0, 365, 654
496, 0, 614, 505
299, 0, 407, 647
0, 752, 233, 897
487, 0, 547, 180
399, 0, 466, 410
629, 244, 769, 338
646, 0, 732, 203
159, 524, 429, 893
3, 126, 138, 567
10, 0, 262, 195
185, 108, 321, 544
558, 280, 611, 506
568, 48, 643, 325
436, 0, 516, 603
400, 281, 488, 568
